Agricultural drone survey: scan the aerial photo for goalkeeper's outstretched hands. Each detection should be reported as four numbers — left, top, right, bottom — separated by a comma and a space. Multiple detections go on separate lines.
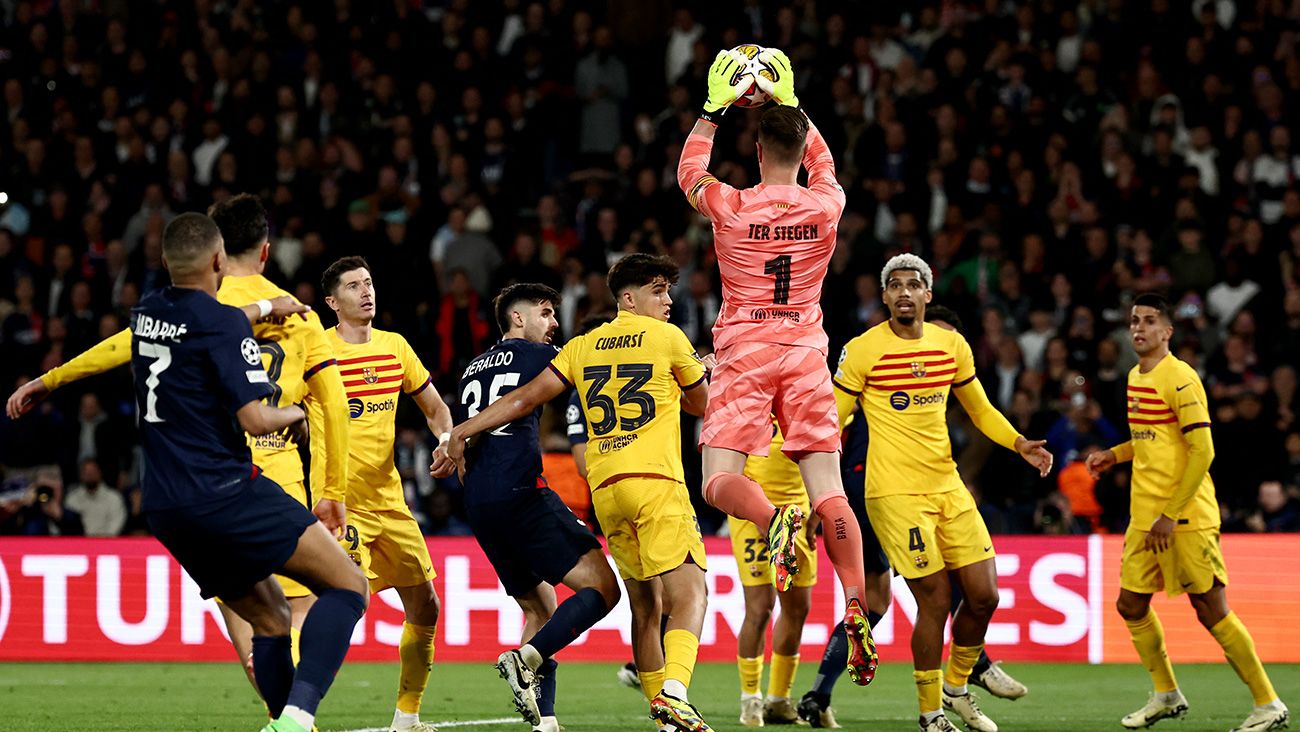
702, 48, 751, 121
755, 47, 799, 108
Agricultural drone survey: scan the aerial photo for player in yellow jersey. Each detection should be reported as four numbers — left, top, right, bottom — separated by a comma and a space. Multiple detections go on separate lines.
833, 255, 1053, 732
314, 256, 455, 732
4, 194, 350, 700
1086, 294, 1289, 732
731, 423, 816, 727
443, 254, 713, 732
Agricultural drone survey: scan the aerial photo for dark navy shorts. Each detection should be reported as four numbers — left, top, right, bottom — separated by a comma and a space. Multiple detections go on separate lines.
466, 487, 602, 597
845, 465, 891, 575
147, 474, 317, 600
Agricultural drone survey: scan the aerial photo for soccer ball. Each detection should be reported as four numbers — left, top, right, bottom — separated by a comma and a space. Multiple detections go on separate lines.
729, 44, 775, 109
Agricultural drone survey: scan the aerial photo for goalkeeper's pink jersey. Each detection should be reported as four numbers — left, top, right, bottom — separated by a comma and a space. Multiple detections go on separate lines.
677, 118, 845, 354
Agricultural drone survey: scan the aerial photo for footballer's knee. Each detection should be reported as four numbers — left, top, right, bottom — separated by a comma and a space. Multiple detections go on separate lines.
595, 571, 622, 610
964, 585, 1000, 620
250, 599, 293, 637
1115, 593, 1149, 622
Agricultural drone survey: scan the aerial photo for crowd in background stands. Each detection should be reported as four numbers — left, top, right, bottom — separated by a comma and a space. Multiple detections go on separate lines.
1, 0, 1299, 538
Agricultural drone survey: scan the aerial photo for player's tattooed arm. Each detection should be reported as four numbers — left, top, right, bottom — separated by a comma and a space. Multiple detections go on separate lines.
445, 368, 568, 477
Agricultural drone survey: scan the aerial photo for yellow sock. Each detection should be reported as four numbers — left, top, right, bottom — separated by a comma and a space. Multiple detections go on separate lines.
914, 669, 943, 715
664, 629, 701, 690
396, 622, 437, 714
768, 653, 800, 700
737, 655, 763, 696
1210, 611, 1278, 706
944, 643, 983, 689
638, 667, 666, 703
289, 626, 302, 667
1126, 609, 1178, 693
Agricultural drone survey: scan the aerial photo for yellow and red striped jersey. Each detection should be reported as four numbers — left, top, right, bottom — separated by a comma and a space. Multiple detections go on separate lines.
309, 327, 433, 512
1124, 354, 1219, 531
832, 322, 976, 497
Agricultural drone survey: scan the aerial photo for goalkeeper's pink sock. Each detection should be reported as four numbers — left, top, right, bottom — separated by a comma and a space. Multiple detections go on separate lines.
813, 492, 865, 603
703, 472, 775, 529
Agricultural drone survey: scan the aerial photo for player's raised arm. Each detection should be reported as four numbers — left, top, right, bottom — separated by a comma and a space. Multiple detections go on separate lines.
678, 50, 747, 219
6, 326, 133, 418
949, 336, 1053, 476
6, 295, 310, 421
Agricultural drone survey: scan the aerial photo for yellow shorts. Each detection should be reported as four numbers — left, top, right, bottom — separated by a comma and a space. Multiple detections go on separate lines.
867, 489, 994, 579
273, 480, 312, 599
343, 506, 436, 593
592, 476, 707, 582
1121, 527, 1228, 597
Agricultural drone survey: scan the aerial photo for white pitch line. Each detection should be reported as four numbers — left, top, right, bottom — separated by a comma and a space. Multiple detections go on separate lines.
334, 717, 519, 731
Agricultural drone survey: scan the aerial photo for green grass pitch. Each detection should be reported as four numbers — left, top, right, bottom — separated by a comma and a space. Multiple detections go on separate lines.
0, 661, 1294, 731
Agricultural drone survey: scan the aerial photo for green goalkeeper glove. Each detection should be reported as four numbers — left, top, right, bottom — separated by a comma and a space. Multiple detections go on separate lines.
702, 49, 751, 122
755, 47, 799, 108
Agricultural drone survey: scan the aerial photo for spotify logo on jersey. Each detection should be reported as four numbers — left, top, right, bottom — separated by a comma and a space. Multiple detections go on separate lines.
348, 398, 364, 419
890, 391, 946, 411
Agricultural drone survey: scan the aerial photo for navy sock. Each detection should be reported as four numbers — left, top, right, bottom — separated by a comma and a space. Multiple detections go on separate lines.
537, 658, 558, 717
972, 648, 992, 677
811, 622, 848, 700
809, 611, 883, 703
251, 635, 293, 717
284, 588, 367, 716
526, 588, 610, 659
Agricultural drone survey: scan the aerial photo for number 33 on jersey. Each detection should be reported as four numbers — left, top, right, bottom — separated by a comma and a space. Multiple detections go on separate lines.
547, 311, 706, 491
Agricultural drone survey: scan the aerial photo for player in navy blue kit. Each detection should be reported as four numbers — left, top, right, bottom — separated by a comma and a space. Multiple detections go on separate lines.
134, 213, 368, 732
449, 283, 620, 732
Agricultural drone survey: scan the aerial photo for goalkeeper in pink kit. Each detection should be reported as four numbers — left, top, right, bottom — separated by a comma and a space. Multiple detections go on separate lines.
677, 48, 878, 686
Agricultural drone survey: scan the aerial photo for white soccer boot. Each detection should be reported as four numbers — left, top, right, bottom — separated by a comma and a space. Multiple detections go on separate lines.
1121, 691, 1189, 729
1230, 700, 1290, 732
495, 649, 541, 726
739, 695, 764, 727
970, 661, 1028, 700
532, 715, 565, 732
942, 689, 998, 732
920, 713, 961, 731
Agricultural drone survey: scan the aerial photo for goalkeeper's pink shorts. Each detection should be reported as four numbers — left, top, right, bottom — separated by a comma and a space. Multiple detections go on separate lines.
700, 340, 841, 457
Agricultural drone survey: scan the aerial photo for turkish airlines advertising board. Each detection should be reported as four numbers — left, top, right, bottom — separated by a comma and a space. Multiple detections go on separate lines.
0, 535, 1294, 663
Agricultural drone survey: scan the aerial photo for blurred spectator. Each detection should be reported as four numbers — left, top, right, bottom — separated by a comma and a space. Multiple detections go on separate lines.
2, 1, 1299, 535
1243, 481, 1300, 533
63, 458, 126, 537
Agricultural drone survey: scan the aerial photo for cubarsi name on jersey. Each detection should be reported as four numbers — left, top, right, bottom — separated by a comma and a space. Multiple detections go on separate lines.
133, 314, 188, 342
594, 332, 646, 350
462, 349, 514, 378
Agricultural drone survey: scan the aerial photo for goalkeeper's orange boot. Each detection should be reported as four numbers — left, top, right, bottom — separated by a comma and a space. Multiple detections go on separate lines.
767, 504, 804, 592
844, 598, 879, 685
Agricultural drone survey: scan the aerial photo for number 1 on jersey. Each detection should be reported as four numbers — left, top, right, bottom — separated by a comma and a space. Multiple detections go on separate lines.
765, 254, 792, 304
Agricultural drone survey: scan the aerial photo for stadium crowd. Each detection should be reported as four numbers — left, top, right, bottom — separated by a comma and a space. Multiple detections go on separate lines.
1, 0, 1299, 538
